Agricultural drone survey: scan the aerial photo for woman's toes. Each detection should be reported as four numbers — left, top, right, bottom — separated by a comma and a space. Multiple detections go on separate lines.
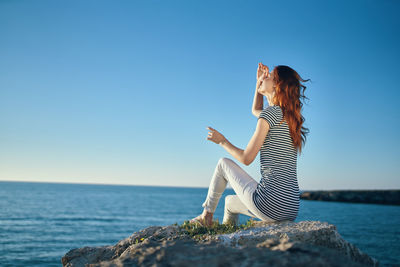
190, 215, 204, 223
189, 213, 216, 227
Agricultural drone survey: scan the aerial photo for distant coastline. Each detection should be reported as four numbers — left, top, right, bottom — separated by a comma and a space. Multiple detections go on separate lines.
300, 190, 400, 206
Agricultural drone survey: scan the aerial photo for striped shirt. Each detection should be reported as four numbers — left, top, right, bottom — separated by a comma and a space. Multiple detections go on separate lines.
252, 105, 300, 221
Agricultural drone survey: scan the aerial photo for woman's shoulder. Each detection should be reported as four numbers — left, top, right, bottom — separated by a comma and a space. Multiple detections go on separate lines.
262, 105, 282, 117
263, 105, 281, 111
259, 105, 283, 127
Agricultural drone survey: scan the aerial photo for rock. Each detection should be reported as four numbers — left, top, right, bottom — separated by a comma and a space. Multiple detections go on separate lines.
300, 190, 400, 205
61, 220, 380, 267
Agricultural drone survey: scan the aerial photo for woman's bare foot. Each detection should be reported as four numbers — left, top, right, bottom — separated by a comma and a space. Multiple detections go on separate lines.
190, 210, 213, 227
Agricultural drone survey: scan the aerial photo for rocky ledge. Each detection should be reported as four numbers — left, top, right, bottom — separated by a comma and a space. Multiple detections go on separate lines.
300, 190, 400, 205
62, 220, 379, 267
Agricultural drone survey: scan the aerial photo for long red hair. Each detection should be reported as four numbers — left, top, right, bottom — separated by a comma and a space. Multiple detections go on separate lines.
271, 65, 311, 154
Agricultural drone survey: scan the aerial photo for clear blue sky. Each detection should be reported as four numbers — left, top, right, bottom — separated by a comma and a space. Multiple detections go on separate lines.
1, 0, 399, 190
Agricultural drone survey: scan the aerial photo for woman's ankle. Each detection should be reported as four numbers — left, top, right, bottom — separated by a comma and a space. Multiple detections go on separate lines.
202, 209, 213, 218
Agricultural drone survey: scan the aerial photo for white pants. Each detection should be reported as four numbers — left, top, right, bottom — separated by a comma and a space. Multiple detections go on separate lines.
202, 157, 276, 225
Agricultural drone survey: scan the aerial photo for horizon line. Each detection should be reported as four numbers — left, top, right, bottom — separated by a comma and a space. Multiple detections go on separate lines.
0, 180, 398, 191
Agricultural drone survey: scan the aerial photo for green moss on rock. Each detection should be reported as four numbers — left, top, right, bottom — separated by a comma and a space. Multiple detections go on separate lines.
177, 218, 257, 240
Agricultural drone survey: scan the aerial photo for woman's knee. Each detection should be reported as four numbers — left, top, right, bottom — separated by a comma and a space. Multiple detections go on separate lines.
218, 157, 232, 166
224, 195, 235, 209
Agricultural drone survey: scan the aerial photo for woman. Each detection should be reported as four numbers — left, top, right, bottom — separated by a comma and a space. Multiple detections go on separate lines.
190, 63, 311, 227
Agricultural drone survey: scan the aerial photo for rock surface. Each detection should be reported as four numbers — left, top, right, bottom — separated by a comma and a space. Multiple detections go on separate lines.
300, 190, 400, 205
62, 220, 380, 267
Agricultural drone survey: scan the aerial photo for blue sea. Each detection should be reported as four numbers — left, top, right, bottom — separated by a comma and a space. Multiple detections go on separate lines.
0, 181, 399, 266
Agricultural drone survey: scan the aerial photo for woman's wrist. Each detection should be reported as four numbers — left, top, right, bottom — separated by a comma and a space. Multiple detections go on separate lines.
219, 137, 228, 146
256, 80, 262, 89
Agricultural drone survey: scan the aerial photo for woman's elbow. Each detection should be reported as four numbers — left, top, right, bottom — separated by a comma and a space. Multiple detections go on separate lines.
243, 157, 253, 166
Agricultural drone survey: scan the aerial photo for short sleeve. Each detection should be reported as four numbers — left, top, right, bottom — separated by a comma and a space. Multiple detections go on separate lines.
258, 106, 280, 128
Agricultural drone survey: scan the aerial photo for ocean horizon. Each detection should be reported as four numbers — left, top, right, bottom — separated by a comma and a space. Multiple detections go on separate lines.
0, 181, 399, 266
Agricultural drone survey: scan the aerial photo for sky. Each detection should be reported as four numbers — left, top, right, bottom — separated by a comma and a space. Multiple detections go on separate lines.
0, 0, 399, 190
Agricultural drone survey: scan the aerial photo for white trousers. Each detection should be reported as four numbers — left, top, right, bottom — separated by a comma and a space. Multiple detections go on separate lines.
202, 157, 276, 225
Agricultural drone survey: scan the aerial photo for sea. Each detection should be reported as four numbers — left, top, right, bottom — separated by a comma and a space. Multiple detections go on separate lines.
0, 181, 399, 266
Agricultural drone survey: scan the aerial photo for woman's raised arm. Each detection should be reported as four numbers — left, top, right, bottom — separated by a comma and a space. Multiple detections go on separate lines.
252, 63, 268, 117
252, 82, 263, 118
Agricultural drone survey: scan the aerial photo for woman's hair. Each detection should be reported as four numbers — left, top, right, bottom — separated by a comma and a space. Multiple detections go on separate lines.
271, 65, 311, 154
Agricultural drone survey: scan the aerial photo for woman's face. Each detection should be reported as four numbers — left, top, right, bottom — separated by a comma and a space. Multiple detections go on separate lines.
258, 70, 276, 96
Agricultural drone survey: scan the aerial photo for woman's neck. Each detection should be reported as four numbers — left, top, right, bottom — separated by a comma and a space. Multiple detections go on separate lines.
266, 92, 277, 106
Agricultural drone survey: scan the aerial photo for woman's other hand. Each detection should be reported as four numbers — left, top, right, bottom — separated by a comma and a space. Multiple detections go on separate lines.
257, 62, 269, 81
206, 126, 226, 145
